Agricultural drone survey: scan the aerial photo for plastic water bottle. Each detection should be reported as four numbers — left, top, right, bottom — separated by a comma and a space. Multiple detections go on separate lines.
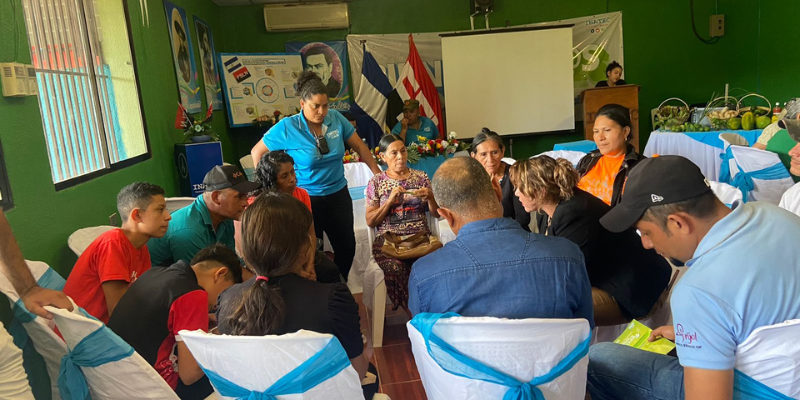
772, 102, 782, 123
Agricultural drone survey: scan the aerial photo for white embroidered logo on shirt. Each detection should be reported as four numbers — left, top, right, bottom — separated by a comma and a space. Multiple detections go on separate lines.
651, 194, 664, 203
327, 129, 340, 139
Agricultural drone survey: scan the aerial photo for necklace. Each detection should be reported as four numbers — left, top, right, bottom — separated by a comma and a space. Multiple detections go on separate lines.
308, 123, 323, 138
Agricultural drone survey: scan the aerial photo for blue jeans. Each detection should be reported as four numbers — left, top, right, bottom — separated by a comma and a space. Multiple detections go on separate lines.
588, 343, 685, 400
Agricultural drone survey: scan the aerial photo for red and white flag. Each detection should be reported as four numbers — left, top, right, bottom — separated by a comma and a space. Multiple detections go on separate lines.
392, 34, 444, 137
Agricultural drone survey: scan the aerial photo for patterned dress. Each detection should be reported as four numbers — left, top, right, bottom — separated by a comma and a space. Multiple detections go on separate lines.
366, 169, 431, 310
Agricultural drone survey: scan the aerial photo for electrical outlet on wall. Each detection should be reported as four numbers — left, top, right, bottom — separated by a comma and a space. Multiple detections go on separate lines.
710, 14, 725, 37
109, 212, 120, 226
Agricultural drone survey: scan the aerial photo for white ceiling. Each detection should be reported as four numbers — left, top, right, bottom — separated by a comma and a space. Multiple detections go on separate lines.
211, 0, 348, 6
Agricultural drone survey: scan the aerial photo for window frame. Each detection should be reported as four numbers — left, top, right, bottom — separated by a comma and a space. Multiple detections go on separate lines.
25, 0, 152, 191
0, 139, 14, 211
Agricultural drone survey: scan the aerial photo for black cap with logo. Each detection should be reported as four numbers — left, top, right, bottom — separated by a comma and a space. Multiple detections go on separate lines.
600, 156, 713, 233
203, 165, 261, 193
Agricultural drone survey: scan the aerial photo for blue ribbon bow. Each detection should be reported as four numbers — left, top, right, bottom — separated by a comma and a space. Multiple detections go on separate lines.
8, 267, 66, 350
199, 336, 351, 400
410, 313, 591, 400
729, 162, 790, 202
734, 369, 794, 400
57, 315, 134, 400
719, 147, 735, 185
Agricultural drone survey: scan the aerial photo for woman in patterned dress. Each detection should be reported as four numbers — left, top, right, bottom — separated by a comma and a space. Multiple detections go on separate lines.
365, 134, 439, 311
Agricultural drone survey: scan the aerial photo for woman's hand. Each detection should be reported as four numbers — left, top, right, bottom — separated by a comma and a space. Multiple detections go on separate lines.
415, 187, 433, 202
388, 186, 405, 206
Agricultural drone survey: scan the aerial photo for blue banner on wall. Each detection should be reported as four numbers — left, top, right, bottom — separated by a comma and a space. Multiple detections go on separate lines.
285, 41, 351, 112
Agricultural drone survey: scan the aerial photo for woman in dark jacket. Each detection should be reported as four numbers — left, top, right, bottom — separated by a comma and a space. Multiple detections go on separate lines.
471, 128, 531, 230
576, 104, 645, 207
511, 155, 672, 325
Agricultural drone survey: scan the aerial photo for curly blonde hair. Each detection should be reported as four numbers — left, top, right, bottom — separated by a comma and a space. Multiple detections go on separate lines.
510, 156, 579, 205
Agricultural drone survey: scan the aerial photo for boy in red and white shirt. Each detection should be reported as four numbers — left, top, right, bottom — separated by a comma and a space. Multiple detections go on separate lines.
63, 182, 171, 323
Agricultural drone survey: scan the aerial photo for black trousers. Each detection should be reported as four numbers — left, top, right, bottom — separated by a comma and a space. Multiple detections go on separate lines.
310, 186, 356, 282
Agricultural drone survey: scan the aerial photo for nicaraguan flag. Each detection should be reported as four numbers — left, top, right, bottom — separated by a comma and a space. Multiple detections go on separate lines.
350, 44, 403, 148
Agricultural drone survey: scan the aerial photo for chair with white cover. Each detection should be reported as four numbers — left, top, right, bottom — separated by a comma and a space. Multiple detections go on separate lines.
779, 182, 800, 216
239, 154, 256, 182
726, 145, 794, 204
501, 157, 517, 165
46, 298, 179, 400
165, 197, 196, 214
709, 181, 743, 207
408, 313, 591, 400
534, 150, 588, 167
734, 319, 800, 398
363, 213, 440, 347
0, 261, 68, 400
67, 226, 116, 256
718, 133, 750, 186
178, 329, 363, 400
0, 324, 35, 400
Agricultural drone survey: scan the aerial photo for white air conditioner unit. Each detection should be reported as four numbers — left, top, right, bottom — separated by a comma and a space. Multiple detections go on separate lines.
0, 63, 30, 97
263, 3, 349, 32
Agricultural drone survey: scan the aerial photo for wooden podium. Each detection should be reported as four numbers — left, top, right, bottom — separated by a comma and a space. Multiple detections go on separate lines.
581, 85, 641, 151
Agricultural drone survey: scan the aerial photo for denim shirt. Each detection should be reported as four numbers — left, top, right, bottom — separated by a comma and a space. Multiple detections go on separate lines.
408, 218, 594, 329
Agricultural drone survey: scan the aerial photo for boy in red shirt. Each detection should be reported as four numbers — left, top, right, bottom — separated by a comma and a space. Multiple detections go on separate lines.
63, 182, 171, 323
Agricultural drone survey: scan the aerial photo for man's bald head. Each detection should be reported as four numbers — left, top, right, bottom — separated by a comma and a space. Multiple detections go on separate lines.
432, 157, 502, 221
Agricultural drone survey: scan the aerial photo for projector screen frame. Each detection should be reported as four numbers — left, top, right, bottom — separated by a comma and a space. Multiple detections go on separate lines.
440, 24, 577, 139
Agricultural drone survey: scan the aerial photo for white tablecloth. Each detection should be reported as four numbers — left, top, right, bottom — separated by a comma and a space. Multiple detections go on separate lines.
643, 130, 762, 180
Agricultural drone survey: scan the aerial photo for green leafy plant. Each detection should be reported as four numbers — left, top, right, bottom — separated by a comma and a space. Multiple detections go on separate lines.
176, 103, 219, 142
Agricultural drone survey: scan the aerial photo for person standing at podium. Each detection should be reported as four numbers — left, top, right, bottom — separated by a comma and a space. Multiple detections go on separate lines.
576, 104, 645, 207
594, 61, 627, 88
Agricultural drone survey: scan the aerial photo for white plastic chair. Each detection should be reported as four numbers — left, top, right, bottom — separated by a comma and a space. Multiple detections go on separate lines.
727, 145, 794, 204
363, 212, 440, 347
179, 329, 363, 400
239, 155, 255, 182
734, 319, 800, 398
408, 315, 591, 399
46, 298, 179, 400
533, 150, 588, 167
67, 226, 116, 256
165, 196, 196, 214
0, 261, 67, 400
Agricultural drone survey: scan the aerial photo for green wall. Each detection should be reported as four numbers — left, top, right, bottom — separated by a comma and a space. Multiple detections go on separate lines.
0, 0, 236, 278
217, 0, 799, 157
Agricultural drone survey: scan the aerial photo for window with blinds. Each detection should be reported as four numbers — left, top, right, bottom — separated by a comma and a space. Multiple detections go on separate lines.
21, 0, 149, 188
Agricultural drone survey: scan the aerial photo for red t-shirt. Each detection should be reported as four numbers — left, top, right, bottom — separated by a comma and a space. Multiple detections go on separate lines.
154, 290, 209, 389
63, 228, 151, 323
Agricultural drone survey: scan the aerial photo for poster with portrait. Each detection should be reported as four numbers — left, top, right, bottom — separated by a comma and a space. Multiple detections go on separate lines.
194, 18, 223, 110
218, 53, 304, 127
285, 41, 351, 112
163, 1, 201, 113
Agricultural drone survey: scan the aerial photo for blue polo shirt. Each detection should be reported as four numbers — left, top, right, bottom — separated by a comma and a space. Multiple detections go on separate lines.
671, 202, 800, 370
392, 116, 439, 146
408, 218, 594, 328
148, 195, 235, 267
262, 110, 355, 196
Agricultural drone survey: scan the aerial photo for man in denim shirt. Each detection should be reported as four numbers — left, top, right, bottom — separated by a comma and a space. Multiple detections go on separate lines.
408, 157, 594, 329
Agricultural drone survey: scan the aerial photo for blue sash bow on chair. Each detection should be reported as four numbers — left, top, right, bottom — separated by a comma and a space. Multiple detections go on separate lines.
410, 313, 591, 400
734, 369, 794, 400
728, 163, 790, 202
8, 267, 66, 350
200, 336, 351, 400
57, 312, 134, 400
719, 147, 735, 185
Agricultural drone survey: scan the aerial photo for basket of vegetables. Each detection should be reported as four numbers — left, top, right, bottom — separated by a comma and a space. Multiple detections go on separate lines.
654, 98, 691, 132
737, 93, 772, 130
704, 96, 739, 130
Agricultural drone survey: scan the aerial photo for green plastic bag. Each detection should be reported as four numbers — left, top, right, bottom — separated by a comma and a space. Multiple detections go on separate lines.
613, 320, 676, 355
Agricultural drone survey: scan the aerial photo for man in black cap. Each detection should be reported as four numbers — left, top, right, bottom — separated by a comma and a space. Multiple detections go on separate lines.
149, 165, 260, 266
587, 156, 800, 400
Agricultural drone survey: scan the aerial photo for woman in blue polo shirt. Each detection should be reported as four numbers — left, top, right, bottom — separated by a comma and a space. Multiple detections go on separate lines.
250, 71, 380, 281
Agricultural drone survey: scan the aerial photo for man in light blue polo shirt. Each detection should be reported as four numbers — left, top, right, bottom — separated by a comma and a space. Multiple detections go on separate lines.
392, 99, 439, 146
149, 165, 259, 266
587, 156, 800, 400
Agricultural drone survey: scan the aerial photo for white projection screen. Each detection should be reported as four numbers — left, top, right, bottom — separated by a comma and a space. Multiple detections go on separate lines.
441, 26, 575, 139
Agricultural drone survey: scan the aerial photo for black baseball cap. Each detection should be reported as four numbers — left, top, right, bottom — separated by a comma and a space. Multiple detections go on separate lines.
203, 165, 261, 193
600, 156, 713, 232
